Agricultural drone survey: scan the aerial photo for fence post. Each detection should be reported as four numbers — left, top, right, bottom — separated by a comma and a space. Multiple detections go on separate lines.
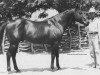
43, 44, 48, 52
68, 27, 72, 50
2, 29, 6, 54
31, 43, 34, 53
78, 25, 81, 49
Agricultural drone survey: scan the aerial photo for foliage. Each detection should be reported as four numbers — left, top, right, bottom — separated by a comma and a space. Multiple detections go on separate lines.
0, 0, 99, 22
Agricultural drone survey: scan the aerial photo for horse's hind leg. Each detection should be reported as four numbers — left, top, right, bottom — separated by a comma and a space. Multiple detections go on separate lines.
7, 44, 20, 72
55, 45, 61, 70
11, 44, 20, 72
51, 44, 56, 70
6, 50, 11, 71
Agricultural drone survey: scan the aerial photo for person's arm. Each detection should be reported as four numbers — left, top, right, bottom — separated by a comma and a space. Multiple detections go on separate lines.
97, 18, 100, 41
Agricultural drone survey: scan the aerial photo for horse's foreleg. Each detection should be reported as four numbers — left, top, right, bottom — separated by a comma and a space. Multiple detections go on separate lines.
6, 51, 11, 71
55, 47, 61, 70
11, 44, 20, 72
51, 45, 56, 70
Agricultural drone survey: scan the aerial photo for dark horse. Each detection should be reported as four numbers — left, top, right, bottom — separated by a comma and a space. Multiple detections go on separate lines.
0, 9, 88, 72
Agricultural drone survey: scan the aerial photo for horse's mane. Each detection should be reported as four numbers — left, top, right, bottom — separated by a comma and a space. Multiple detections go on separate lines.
59, 9, 75, 16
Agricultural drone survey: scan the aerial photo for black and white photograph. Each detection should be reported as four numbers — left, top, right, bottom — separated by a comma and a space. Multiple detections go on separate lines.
0, 0, 100, 75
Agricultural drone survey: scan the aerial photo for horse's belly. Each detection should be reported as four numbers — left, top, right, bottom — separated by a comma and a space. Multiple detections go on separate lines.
25, 37, 55, 44
25, 33, 60, 44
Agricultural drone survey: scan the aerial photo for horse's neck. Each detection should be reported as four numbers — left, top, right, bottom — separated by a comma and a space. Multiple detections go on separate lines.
59, 10, 74, 29
62, 10, 73, 21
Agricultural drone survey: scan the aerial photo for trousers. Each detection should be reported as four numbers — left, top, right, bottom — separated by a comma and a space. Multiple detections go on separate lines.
89, 33, 100, 68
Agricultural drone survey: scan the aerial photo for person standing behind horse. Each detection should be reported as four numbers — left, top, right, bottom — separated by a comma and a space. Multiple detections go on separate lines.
87, 6, 100, 69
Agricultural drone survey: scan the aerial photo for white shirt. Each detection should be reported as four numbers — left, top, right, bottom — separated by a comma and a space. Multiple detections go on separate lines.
88, 17, 100, 40
88, 17, 100, 33
89, 6, 96, 13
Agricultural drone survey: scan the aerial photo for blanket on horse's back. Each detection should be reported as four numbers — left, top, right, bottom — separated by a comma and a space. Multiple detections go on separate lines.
30, 8, 59, 21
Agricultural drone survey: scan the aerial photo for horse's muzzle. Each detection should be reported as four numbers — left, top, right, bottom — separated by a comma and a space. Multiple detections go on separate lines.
83, 20, 89, 26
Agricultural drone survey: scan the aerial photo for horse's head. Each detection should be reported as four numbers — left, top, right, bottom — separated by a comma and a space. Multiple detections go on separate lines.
73, 11, 89, 26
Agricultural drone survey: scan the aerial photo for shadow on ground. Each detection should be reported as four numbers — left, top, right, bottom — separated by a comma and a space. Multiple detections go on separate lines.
4, 67, 67, 74
3, 67, 87, 74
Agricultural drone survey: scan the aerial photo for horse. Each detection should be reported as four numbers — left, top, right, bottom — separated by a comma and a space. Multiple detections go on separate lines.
0, 9, 88, 72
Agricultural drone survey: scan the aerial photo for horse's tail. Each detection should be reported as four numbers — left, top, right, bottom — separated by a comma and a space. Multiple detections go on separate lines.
18, 19, 26, 30
18, 19, 27, 40
0, 22, 7, 47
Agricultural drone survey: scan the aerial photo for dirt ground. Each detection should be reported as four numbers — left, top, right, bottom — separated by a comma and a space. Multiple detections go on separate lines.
0, 49, 100, 75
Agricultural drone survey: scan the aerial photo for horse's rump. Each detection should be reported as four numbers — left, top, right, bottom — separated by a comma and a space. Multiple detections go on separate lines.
6, 19, 26, 44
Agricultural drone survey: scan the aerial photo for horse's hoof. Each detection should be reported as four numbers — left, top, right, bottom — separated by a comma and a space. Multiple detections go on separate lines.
57, 67, 61, 70
7, 71, 12, 74
16, 69, 21, 73
51, 67, 54, 70
93, 66, 96, 68
7, 68, 11, 72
